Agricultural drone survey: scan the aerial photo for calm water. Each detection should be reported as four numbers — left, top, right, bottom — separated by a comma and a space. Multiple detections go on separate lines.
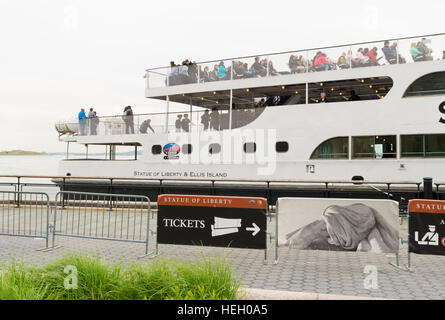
0, 155, 63, 175
0, 155, 65, 198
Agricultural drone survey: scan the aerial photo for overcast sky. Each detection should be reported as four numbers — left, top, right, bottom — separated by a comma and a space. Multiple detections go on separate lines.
0, 0, 444, 152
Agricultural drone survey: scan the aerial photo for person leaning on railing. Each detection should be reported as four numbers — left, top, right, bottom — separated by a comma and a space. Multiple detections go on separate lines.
210, 108, 220, 131
78, 108, 88, 136
181, 114, 194, 132
93, 111, 99, 133
88, 108, 98, 135
123, 106, 135, 134
201, 110, 210, 131
175, 114, 182, 132
139, 119, 155, 134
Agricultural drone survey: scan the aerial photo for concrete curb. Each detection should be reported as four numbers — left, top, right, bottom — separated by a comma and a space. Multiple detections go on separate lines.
240, 288, 389, 300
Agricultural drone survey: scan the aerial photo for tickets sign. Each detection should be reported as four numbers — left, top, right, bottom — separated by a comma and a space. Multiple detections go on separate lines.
157, 195, 268, 249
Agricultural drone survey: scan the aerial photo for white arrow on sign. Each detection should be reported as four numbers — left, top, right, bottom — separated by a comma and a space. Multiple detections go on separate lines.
246, 223, 260, 237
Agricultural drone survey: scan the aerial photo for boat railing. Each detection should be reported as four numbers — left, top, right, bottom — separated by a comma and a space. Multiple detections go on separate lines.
144, 33, 445, 90
56, 106, 266, 137
0, 174, 425, 189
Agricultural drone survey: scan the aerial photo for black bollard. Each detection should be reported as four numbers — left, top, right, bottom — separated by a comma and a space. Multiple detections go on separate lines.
423, 177, 433, 199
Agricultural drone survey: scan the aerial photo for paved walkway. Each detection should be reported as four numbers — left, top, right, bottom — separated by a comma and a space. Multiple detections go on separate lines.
1, 218, 444, 300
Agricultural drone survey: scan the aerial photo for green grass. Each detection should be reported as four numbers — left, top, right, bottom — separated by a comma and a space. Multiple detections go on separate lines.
0, 253, 242, 300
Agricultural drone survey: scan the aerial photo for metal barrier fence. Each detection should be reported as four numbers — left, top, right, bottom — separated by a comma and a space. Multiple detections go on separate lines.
0, 191, 50, 247
52, 191, 151, 256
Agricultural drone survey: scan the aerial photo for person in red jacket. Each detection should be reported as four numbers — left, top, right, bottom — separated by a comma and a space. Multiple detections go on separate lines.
313, 52, 331, 71
365, 47, 379, 66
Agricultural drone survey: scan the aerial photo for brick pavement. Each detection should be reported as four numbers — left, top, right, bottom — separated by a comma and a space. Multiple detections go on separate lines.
1, 218, 445, 300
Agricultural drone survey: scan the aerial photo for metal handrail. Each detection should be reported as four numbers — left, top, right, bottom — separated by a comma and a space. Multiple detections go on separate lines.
0, 174, 422, 186
145, 32, 445, 71
56, 109, 210, 124
435, 182, 445, 191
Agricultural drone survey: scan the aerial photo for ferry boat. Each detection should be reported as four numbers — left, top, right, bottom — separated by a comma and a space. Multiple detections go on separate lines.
54, 34, 445, 203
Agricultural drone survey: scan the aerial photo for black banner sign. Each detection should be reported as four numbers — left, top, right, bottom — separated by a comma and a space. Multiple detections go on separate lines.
157, 195, 268, 250
408, 199, 445, 255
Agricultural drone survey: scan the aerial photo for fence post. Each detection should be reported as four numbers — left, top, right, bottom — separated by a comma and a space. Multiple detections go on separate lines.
407, 208, 411, 270
145, 198, 150, 255
423, 177, 433, 199
52, 194, 58, 248
62, 177, 66, 209
275, 201, 279, 264
108, 178, 114, 210
45, 194, 50, 248
16, 177, 21, 208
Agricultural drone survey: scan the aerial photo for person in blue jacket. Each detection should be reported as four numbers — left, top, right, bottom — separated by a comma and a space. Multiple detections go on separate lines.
217, 61, 228, 79
78, 108, 88, 135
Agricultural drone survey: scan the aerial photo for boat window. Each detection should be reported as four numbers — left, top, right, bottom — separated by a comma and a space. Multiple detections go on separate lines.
66, 144, 140, 161
244, 142, 256, 153
209, 143, 221, 154
182, 144, 193, 154
352, 135, 396, 159
426, 134, 445, 157
276, 141, 289, 153
401, 134, 445, 157
308, 77, 393, 103
310, 137, 348, 159
66, 144, 110, 161
152, 145, 162, 155
403, 72, 445, 97
401, 135, 424, 157
114, 145, 140, 160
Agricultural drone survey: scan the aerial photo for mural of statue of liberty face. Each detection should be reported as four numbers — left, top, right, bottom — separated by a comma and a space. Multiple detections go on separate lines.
285, 203, 399, 253
322, 204, 377, 250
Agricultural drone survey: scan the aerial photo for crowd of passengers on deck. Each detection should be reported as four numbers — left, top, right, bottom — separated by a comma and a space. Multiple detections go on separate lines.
166, 38, 443, 86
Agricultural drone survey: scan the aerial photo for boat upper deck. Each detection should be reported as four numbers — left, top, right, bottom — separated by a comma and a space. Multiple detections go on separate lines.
56, 34, 445, 142
145, 33, 445, 99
